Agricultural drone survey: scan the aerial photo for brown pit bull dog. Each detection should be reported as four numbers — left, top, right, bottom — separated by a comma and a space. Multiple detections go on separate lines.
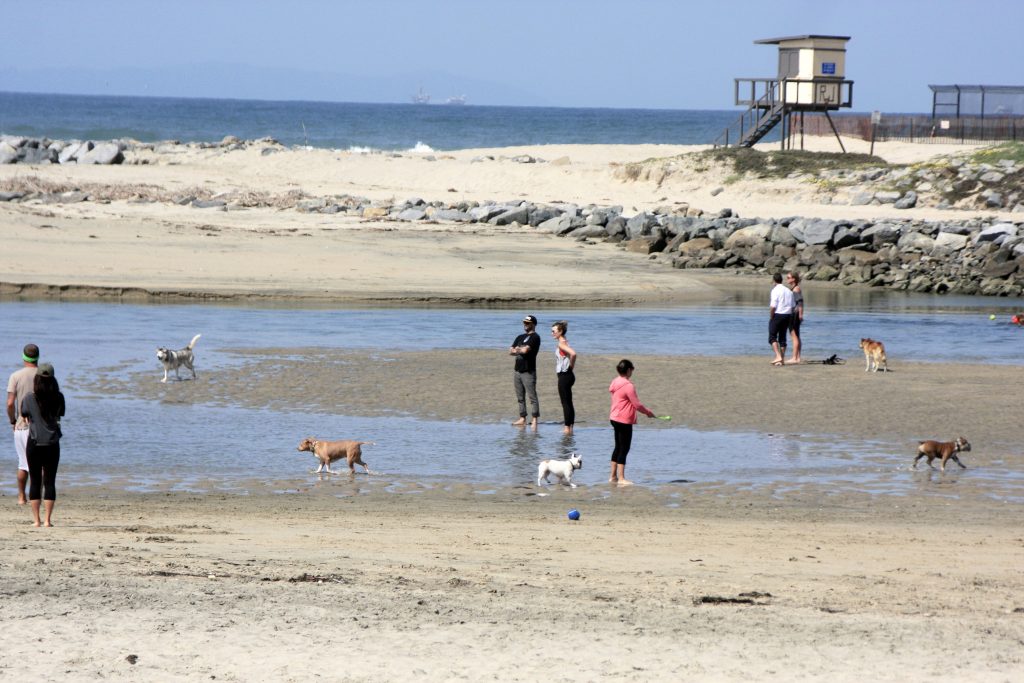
297, 437, 376, 474
913, 436, 970, 472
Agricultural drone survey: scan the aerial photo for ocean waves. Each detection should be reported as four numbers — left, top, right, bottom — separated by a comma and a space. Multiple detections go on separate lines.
1, 91, 740, 150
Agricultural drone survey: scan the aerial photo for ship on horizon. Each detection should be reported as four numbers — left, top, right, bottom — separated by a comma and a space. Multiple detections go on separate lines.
445, 94, 467, 105
411, 87, 430, 104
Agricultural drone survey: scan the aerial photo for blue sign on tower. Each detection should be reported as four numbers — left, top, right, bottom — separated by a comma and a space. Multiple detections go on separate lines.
822, 62, 836, 75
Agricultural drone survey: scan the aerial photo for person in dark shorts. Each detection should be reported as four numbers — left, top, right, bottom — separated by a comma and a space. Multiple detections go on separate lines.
509, 315, 541, 429
608, 359, 655, 486
786, 271, 804, 364
769, 272, 795, 366
20, 363, 65, 528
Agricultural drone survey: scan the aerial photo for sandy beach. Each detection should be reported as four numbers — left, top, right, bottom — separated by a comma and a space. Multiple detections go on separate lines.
2, 485, 1022, 681
3, 140, 1023, 681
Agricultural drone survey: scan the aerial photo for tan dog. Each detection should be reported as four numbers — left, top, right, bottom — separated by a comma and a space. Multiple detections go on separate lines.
914, 436, 970, 471
859, 338, 889, 372
297, 437, 376, 474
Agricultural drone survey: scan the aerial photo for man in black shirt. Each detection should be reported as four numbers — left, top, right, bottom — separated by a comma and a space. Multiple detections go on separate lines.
509, 315, 541, 429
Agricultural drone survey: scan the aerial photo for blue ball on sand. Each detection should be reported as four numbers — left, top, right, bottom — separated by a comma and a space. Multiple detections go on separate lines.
567, 508, 580, 521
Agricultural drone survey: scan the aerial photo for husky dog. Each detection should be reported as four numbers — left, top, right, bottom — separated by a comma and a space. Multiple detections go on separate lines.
537, 453, 583, 488
156, 334, 201, 382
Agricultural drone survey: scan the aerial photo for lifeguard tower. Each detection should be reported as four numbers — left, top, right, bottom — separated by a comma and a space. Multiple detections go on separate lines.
714, 35, 854, 150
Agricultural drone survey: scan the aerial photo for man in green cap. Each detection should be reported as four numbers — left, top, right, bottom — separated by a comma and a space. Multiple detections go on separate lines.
7, 343, 39, 505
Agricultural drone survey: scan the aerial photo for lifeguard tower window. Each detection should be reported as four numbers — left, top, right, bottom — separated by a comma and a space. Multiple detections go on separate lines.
930, 85, 1024, 119
779, 49, 799, 79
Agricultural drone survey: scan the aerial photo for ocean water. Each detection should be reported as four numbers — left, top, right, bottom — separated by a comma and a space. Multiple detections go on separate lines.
0, 91, 746, 151
1, 298, 1022, 500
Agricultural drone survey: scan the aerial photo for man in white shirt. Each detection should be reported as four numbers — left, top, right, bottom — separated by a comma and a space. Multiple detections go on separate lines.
7, 343, 39, 504
768, 273, 795, 366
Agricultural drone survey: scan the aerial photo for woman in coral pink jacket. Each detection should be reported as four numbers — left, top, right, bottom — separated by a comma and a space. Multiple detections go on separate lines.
608, 359, 654, 486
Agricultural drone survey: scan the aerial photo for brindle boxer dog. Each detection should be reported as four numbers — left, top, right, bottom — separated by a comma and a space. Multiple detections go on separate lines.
914, 437, 970, 472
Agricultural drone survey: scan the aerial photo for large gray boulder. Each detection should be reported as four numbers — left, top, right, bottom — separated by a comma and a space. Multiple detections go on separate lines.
862, 222, 901, 246
894, 191, 918, 209
58, 141, 89, 164
605, 216, 628, 238
78, 142, 124, 165
397, 208, 427, 221
468, 205, 505, 222
723, 223, 772, 249
568, 225, 609, 239
768, 225, 796, 247
625, 212, 657, 239
430, 208, 471, 222
975, 223, 1017, 244
538, 215, 575, 235
0, 142, 18, 164
832, 226, 865, 249
897, 231, 936, 251
801, 219, 838, 246
934, 232, 968, 250
490, 206, 530, 226
529, 207, 561, 227
677, 237, 715, 256
20, 146, 58, 164
786, 218, 809, 242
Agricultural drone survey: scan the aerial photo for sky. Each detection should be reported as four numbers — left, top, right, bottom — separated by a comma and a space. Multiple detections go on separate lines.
1, 0, 1022, 112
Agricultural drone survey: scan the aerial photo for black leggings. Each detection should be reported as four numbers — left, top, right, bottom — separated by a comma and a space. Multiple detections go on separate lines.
557, 370, 575, 426
610, 420, 633, 465
27, 440, 60, 501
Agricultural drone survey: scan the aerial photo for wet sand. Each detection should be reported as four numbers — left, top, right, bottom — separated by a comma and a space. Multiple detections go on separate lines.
86, 349, 1024, 447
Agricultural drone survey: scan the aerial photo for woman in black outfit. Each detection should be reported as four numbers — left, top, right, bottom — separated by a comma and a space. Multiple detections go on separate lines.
20, 363, 65, 528
550, 321, 577, 435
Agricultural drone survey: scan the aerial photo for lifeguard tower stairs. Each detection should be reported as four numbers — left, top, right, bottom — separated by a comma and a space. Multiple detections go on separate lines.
714, 35, 854, 149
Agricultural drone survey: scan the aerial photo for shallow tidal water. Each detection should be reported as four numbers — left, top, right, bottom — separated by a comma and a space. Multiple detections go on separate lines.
1, 291, 1022, 501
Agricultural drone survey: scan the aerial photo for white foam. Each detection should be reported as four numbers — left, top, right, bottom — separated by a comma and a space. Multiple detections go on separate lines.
408, 141, 435, 154
347, 145, 379, 154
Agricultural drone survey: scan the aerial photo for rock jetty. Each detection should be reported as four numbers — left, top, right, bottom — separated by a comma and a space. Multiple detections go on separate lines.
2, 136, 1023, 297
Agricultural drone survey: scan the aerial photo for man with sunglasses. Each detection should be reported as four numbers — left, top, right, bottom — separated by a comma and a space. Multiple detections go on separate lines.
509, 315, 541, 429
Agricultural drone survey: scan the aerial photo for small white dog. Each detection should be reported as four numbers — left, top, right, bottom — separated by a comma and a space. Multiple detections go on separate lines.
537, 453, 583, 488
